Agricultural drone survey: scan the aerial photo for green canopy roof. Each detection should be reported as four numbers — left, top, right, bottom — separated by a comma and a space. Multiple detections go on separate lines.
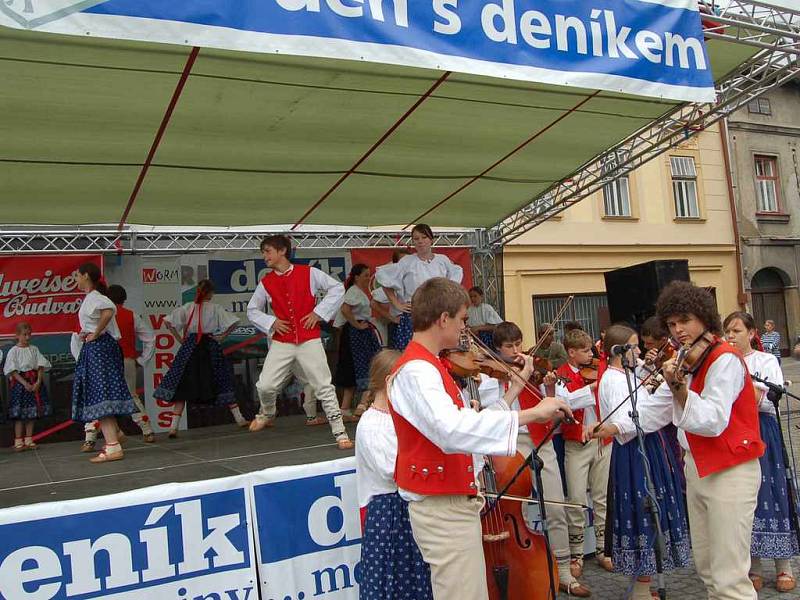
0, 27, 756, 228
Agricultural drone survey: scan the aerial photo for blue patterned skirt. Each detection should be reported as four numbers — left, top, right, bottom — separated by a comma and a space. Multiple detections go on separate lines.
391, 313, 413, 351
360, 492, 433, 600
477, 330, 495, 349
751, 412, 800, 559
8, 370, 52, 420
72, 333, 135, 422
153, 334, 235, 406
350, 323, 381, 392
609, 433, 691, 576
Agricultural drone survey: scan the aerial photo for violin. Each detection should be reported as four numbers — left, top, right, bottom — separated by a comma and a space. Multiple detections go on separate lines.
579, 358, 600, 384
674, 331, 717, 375
442, 349, 514, 382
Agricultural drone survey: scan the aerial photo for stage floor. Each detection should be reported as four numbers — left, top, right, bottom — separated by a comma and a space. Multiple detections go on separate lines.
0, 416, 356, 510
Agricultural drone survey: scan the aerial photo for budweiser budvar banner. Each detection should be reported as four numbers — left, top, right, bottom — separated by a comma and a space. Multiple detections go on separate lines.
0, 254, 103, 337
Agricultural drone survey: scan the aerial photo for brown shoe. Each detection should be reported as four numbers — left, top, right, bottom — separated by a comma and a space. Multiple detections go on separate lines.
750, 574, 764, 592
168, 429, 178, 439
337, 438, 355, 450
89, 449, 124, 463
597, 555, 614, 572
559, 581, 591, 597
143, 433, 156, 443
81, 441, 96, 453
249, 417, 275, 432
305, 416, 327, 426
237, 420, 251, 428
570, 558, 584, 578
777, 573, 796, 593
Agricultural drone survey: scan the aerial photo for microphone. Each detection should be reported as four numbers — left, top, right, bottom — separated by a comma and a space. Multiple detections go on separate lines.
609, 343, 636, 356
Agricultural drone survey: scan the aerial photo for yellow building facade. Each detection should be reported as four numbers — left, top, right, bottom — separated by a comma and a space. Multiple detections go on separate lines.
503, 123, 744, 345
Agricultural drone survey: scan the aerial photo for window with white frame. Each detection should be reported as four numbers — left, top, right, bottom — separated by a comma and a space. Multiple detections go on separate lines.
747, 98, 772, 116
754, 155, 780, 213
670, 156, 700, 218
601, 151, 631, 217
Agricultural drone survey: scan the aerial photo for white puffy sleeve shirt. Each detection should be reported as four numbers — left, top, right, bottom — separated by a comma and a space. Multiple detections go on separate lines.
467, 303, 503, 327
375, 254, 463, 303
333, 286, 372, 328
134, 313, 156, 366
246, 266, 345, 336
78, 290, 120, 338
598, 368, 673, 445
3, 345, 51, 375
355, 407, 398, 508
744, 350, 783, 415
389, 360, 518, 501
166, 301, 239, 335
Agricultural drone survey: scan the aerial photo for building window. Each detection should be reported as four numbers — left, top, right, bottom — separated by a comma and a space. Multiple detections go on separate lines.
754, 155, 780, 213
532, 293, 608, 342
670, 156, 700, 218
601, 152, 632, 217
747, 97, 772, 116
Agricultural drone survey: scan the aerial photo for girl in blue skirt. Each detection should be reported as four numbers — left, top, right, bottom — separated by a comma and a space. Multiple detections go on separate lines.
593, 324, 690, 600
4, 321, 51, 451
724, 311, 799, 593
71, 263, 136, 463
154, 279, 242, 437
334, 264, 382, 418
356, 349, 433, 600
374, 224, 463, 351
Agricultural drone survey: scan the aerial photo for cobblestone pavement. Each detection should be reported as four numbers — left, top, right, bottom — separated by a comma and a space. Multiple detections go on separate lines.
571, 358, 800, 599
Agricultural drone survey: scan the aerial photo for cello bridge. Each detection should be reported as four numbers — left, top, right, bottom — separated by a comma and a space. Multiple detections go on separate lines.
482, 532, 510, 543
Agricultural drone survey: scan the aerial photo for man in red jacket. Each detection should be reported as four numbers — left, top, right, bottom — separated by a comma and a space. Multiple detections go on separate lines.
388, 278, 572, 600
246, 235, 353, 449
658, 281, 764, 600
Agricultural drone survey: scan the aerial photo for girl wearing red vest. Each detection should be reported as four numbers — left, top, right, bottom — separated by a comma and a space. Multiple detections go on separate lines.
723, 311, 797, 593
4, 321, 52, 451
246, 235, 353, 449
154, 279, 243, 437
387, 278, 572, 600
592, 324, 690, 599
657, 282, 765, 600
481, 321, 592, 597
556, 328, 613, 577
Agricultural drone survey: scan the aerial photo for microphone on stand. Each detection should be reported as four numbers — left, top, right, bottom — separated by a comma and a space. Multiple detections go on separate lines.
609, 343, 636, 357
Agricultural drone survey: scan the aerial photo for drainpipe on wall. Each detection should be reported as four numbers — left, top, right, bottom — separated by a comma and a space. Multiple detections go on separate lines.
720, 118, 748, 309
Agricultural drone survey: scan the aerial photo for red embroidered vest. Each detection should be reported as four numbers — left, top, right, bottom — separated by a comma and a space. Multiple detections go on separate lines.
261, 264, 320, 344
686, 340, 765, 478
389, 342, 476, 496
556, 363, 612, 446
115, 305, 138, 359
516, 387, 553, 446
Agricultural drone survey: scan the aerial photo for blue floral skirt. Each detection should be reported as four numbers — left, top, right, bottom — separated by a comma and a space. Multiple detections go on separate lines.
609, 433, 691, 576
350, 323, 381, 392
751, 412, 800, 559
360, 492, 433, 600
72, 333, 135, 422
477, 330, 495, 350
8, 370, 51, 420
391, 313, 413, 351
153, 334, 234, 406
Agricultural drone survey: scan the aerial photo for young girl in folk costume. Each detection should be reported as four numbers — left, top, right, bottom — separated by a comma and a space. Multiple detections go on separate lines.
375, 224, 463, 351
71, 263, 136, 463
356, 349, 433, 600
724, 311, 798, 593
154, 279, 243, 437
5, 322, 52, 451
592, 324, 690, 600
334, 264, 382, 419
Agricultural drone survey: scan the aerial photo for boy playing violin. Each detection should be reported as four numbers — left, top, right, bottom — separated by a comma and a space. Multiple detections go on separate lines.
656, 281, 764, 600
387, 278, 572, 600
556, 329, 613, 576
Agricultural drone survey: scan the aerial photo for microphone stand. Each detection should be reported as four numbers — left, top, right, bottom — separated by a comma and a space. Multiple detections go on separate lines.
621, 351, 668, 600
750, 374, 800, 547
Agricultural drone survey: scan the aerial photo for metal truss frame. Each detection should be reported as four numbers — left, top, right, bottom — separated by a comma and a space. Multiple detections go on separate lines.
488, 1, 800, 247
0, 227, 479, 254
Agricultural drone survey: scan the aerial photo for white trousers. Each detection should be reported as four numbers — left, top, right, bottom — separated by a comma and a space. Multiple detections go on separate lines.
685, 453, 760, 600
408, 495, 488, 600
564, 438, 611, 557
123, 358, 153, 435
255, 339, 345, 438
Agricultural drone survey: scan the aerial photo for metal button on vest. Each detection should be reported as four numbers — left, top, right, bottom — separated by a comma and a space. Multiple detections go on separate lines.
468, 482, 476, 489
467, 465, 473, 473
743, 439, 749, 444
437, 466, 444, 472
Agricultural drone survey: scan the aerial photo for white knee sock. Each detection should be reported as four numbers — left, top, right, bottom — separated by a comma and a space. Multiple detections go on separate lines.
84, 421, 98, 443
228, 404, 246, 425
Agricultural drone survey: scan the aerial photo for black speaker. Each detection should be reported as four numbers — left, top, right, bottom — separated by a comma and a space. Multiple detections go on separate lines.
604, 260, 690, 330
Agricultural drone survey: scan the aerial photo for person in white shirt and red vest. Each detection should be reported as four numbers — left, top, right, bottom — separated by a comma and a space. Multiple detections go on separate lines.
387, 277, 573, 600
657, 281, 766, 600
246, 234, 353, 449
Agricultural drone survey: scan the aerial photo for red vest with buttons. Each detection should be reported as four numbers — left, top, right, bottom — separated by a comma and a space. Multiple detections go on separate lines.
556, 362, 611, 446
115, 304, 138, 359
261, 265, 320, 344
389, 341, 476, 496
686, 340, 765, 478
516, 386, 553, 446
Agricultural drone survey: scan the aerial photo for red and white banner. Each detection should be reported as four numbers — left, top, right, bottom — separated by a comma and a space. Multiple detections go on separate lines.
0, 254, 103, 337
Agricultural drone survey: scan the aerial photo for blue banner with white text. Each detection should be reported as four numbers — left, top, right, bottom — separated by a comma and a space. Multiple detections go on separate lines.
0, 0, 715, 102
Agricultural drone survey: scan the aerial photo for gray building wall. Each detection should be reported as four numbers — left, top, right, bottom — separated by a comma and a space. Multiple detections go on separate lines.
728, 81, 800, 349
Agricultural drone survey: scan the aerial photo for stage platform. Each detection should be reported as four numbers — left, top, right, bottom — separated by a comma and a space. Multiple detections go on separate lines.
0, 416, 356, 510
